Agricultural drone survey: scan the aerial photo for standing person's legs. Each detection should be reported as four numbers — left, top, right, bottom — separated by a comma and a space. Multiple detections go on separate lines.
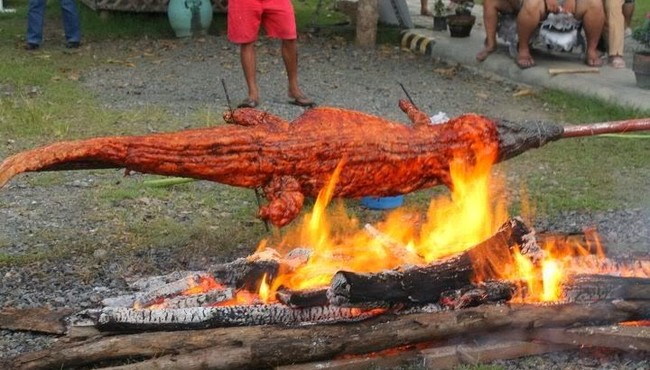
26, 0, 46, 47
623, 0, 634, 35
421, 0, 432, 16
264, 0, 314, 106
240, 42, 260, 106
603, 0, 625, 67
60, 0, 81, 45
280, 39, 303, 101
227, 0, 262, 106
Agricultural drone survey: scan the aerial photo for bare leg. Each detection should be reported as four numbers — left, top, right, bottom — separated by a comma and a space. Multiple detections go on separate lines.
623, 2, 634, 30
240, 42, 259, 104
516, 0, 545, 68
477, 0, 500, 61
281, 39, 313, 105
421, 0, 432, 16
476, 0, 518, 62
576, 0, 604, 67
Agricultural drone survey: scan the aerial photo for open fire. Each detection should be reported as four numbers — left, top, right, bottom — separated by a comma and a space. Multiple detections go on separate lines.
77, 132, 649, 326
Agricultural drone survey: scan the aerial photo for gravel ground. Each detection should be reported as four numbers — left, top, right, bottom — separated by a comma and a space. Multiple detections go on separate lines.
1, 35, 648, 368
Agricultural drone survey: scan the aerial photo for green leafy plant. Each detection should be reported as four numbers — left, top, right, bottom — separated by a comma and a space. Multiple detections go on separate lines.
454, 0, 474, 16
433, 0, 446, 17
632, 12, 650, 49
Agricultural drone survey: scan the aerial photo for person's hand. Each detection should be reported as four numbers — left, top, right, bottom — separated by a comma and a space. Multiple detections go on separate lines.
546, 0, 561, 13
562, 0, 575, 14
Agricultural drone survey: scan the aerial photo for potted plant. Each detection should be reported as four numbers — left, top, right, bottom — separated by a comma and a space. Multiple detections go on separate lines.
447, 1, 475, 38
632, 12, 650, 89
433, 0, 447, 31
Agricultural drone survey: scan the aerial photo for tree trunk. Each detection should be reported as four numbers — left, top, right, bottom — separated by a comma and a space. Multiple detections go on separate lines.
355, 0, 379, 47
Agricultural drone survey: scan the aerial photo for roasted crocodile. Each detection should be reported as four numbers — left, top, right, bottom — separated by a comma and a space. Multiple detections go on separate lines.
1, 100, 648, 226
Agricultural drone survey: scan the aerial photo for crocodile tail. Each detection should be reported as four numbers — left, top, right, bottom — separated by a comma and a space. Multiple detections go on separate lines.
0, 137, 128, 188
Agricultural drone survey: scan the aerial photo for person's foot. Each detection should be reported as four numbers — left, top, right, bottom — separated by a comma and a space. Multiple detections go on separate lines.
420, 10, 433, 17
515, 54, 535, 69
66, 41, 80, 49
25, 43, 39, 51
624, 28, 632, 37
608, 55, 625, 69
476, 46, 496, 62
237, 98, 259, 108
288, 95, 316, 108
585, 50, 604, 67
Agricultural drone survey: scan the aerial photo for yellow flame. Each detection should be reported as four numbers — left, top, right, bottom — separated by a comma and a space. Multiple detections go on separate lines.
259, 274, 270, 303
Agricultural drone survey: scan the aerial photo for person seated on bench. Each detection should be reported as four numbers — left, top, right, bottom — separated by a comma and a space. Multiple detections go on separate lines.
476, 0, 605, 69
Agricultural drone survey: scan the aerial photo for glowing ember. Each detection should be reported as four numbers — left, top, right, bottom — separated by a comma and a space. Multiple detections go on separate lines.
182, 276, 223, 296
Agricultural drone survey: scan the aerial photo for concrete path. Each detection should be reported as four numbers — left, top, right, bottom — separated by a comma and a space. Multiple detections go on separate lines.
397, 1, 650, 111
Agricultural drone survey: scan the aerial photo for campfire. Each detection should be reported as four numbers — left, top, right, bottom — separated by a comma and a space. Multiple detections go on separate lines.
5, 128, 650, 370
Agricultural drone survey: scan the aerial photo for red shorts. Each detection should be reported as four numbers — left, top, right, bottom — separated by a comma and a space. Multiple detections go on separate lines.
227, 0, 297, 44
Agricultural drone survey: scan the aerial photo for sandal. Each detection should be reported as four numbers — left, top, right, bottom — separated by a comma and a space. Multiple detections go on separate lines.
608, 55, 625, 69
289, 96, 316, 108
237, 98, 259, 108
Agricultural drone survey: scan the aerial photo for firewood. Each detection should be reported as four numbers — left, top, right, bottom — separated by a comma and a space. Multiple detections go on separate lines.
363, 223, 423, 264
276, 288, 330, 308
126, 270, 208, 291
85, 304, 383, 332
562, 274, 650, 303
209, 257, 279, 290
421, 340, 571, 369
0, 307, 73, 335
132, 272, 215, 308
531, 325, 650, 352
11, 300, 650, 370
153, 288, 235, 309
276, 350, 421, 370
328, 218, 538, 306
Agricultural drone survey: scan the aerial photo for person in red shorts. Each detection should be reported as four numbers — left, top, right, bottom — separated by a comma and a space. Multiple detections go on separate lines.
228, 0, 315, 108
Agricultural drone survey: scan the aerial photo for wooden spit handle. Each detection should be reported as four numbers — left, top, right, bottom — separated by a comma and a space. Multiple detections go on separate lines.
562, 118, 650, 138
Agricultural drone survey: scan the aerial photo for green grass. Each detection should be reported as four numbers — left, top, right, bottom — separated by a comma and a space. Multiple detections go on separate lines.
631, 1, 649, 29
499, 90, 650, 217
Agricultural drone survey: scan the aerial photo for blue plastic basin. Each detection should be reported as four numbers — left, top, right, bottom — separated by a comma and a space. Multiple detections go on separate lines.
361, 195, 404, 210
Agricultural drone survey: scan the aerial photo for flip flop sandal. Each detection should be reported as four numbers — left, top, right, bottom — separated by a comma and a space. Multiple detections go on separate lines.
237, 98, 259, 108
289, 96, 316, 108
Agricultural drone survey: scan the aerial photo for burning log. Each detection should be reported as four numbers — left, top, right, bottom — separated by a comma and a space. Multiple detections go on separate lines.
1, 101, 647, 227
10, 300, 650, 370
131, 272, 216, 308
328, 218, 539, 307
276, 287, 330, 308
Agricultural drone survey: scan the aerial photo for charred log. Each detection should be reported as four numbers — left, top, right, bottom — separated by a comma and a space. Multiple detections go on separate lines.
439, 280, 518, 309
209, 257, 279, 290
77, 304, 384, 332
328, 218, 538, 306
276, 288, 330, 308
